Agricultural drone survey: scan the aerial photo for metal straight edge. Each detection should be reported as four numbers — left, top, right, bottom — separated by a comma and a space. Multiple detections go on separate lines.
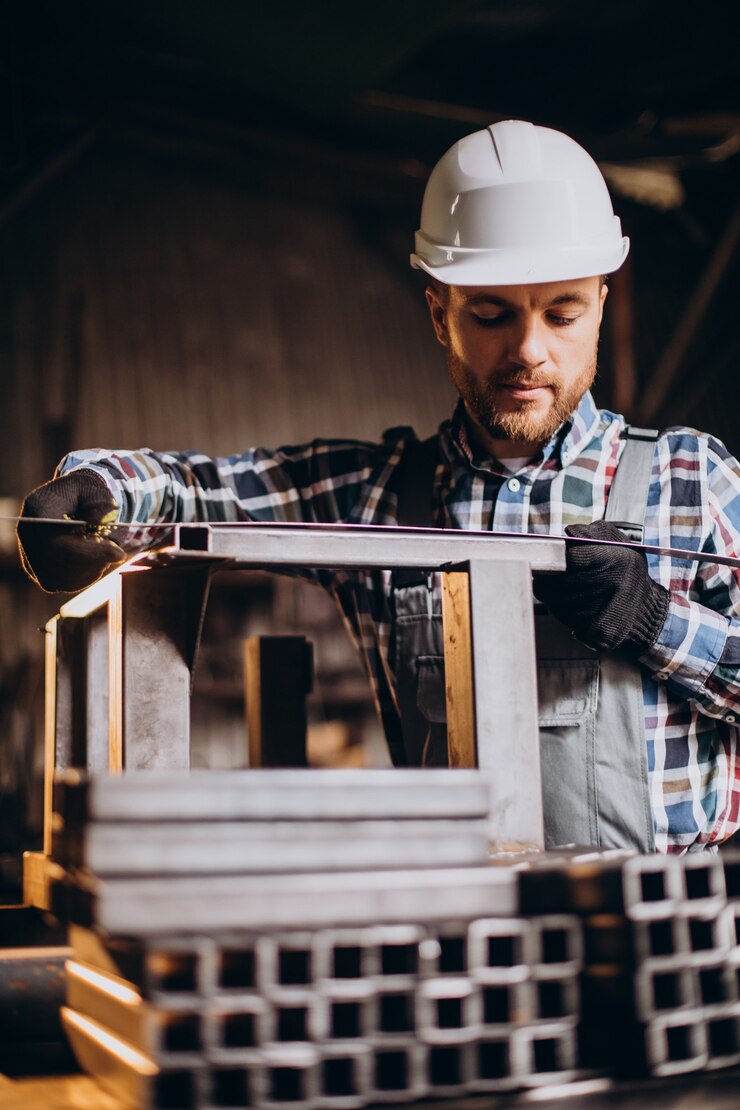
78, 866, 521, 935
58, 819, 491, 876
171, 521, 567, 572
55, 768, 491, 822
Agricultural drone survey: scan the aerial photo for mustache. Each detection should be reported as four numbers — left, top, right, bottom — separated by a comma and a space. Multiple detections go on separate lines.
494, 369, 555, 389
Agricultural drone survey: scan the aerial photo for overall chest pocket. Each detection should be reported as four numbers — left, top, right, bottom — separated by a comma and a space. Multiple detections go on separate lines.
538, 659, 600, 847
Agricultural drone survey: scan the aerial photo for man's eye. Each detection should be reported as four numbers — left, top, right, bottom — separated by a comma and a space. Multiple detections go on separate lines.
548, 314, 579, 327
473, 315, 508, 327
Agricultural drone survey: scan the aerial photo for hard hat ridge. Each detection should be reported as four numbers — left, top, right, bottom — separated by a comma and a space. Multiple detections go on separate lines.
411, 120, 629, 286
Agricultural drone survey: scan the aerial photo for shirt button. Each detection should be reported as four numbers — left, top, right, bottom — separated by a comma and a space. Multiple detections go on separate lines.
507, 477, 521, 492
727, 714, 736, 724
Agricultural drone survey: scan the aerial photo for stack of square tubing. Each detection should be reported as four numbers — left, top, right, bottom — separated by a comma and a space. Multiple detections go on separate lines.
517, 848, 740, 1078
51, 769, 586, 1107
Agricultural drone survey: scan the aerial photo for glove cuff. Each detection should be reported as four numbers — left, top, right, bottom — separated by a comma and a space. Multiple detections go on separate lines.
623, 580, 671, 656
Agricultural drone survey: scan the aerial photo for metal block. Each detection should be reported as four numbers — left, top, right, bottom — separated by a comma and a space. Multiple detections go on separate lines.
316, 1043, 372, 1110
704, 1002, 740, 1070
467, 918, 536, 983
512, 1020, 579, 1086
479, 978, 536, 1028
369, 1039, 427, 1104
260, 1043, 320, 1109
416, 977, 481, 1044
529, 914, 583, 974
66, 958, 204, 1065
645, 1008, 709, 1077
56, 767, 491, 823
61, 1005, 206, 1110
622, 855, 683, 920
633, 958, 699, 1021
471, 1032, 520, 1092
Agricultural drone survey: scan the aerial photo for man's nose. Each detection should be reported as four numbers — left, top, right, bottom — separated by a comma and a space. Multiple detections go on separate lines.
509, 317, 547, 368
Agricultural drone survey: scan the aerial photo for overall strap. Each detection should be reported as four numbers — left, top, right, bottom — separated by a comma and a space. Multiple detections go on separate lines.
392, 436, 440, 589
604, 425, 660, 543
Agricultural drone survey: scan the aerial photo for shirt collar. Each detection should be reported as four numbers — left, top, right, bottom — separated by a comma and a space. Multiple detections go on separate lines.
443, 391, 602, 471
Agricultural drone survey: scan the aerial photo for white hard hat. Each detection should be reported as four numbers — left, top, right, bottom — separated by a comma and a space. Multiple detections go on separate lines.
411, 120, 629, 285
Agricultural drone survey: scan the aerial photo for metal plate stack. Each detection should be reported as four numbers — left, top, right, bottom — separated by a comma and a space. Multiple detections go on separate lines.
50, 768, 588, 1108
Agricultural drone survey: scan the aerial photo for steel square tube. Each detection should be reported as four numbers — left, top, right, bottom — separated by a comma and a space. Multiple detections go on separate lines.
529, 914, 583, 973
632, 914, 690, 964
680, 904, 735, 961
374, 984, 418, 1039
695, 959, 739, 1011
208, 1062, 265, 1110
682, 854, 727, 910
144, 938, 216, 1001
260, 1043, 320, 1109
467, 918, 536, 982
512, 1020, 579, 1086
633, 960, 698, 1021
622, 856, 683, 920
418, 924, 469, 978
204, 999, 270, 1056
264, 988, 328, 1044
316, 1044, 372, 1110
704, 1003, 740, 1070
471, 1032, 520, 1092
368, 1039, 427, 1104
372, 925, 426, 979
313, 928, 380, 984
425, 1040, 475, 1096
532, 973, 579, 1022
260, 933, 317, 990
645, 1008, 708, 1077
320, 981, 378, 1041
720, 850, 740, 901
479, 979, 536, 1028
416, 978, 481, 1045
169, 521, 565, 573
214, 937, 272, 996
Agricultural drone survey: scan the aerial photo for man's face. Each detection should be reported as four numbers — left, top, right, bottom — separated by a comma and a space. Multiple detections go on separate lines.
426, 277, 607, 454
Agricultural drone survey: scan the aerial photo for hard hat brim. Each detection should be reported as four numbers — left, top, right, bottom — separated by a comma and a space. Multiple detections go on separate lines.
410, 237, 630, 286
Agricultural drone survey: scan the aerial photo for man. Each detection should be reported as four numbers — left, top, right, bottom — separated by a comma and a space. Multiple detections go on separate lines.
18, 121, 740, 854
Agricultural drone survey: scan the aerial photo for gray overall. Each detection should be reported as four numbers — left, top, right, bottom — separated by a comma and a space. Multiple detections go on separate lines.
391, 427, 659, 852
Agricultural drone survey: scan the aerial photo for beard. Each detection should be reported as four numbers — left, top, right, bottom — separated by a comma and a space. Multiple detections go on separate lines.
447, 347, 598, 445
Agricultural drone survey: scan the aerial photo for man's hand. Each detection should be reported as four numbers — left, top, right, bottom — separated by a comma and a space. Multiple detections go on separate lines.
17, 470, 126, 592
534, 520, 670, 654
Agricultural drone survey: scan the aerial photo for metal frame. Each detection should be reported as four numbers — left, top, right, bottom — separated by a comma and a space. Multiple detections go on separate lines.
27, 523, 565, 900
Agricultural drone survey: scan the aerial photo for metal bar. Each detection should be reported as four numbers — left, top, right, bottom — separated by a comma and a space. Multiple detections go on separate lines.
55, 768, 490, 824
441, 572, 476, 768
172, 521, 566, 571
468, 559, 544, 850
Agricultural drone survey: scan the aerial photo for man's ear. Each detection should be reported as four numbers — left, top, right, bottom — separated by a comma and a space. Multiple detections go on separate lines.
425, 285, 449, 347
598, 279, 608, 325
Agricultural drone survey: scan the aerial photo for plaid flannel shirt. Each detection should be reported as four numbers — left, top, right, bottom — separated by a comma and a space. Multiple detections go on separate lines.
61, 391, 740, 853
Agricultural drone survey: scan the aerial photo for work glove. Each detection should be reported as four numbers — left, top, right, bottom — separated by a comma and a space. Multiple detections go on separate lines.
534, 520, 670, 655
17, 470, 127, 593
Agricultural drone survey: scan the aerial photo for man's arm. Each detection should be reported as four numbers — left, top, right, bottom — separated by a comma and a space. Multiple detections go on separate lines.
638, 435, 740, 723
19, 434, 407, 591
